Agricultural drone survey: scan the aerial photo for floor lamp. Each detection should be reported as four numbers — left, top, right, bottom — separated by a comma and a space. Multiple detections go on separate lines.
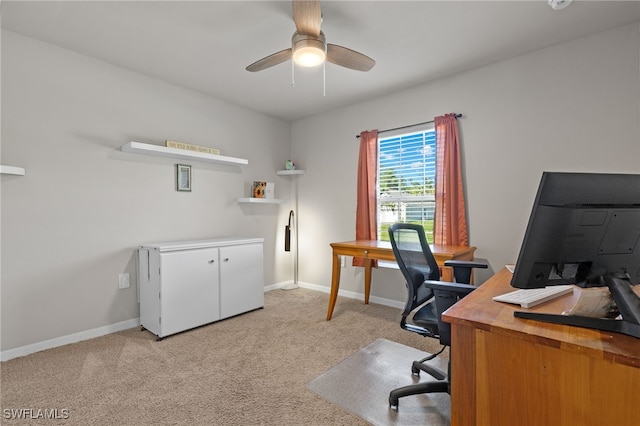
282, 209, 299, 290
278, 167, 305, 290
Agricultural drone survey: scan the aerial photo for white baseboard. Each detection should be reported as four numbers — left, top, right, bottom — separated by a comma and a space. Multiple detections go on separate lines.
1, 318, 140, 362
267, 280, 404, 310
264, 281, 289, 291
1, 283, 402, 361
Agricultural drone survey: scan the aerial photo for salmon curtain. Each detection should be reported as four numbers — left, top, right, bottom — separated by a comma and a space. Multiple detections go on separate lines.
434, 114, 468, 246
353, 130, 378, 267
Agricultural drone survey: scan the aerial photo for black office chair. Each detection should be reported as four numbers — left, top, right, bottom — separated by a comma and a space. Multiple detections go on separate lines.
387, 222, 487, 409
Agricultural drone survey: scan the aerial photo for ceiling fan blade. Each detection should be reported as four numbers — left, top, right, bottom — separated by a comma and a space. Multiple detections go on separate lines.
326, 44, 375, 72
246, 48, 293, 72
292, 0, 321, 37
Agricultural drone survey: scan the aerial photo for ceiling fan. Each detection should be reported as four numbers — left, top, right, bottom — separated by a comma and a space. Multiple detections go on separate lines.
246, 0, 375, 73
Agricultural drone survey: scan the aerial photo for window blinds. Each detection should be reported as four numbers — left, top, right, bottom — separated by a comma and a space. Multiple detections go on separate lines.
377, 129, 436, 242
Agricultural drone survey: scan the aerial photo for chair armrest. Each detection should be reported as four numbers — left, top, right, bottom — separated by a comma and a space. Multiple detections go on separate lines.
443, 260, 488, 284
422, 280, 476, 296
443, 260, 488, 269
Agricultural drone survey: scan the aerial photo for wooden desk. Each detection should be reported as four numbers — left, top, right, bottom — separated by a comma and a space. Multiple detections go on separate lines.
327, 240, 476, 320
443, 268, 640, 426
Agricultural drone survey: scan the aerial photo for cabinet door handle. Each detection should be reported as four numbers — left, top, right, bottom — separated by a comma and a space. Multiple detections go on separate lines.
208, 260, 215, 264
223, 258, 230, 262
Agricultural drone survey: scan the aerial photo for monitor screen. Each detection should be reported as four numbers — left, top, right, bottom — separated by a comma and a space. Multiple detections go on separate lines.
511, 172, 640, 289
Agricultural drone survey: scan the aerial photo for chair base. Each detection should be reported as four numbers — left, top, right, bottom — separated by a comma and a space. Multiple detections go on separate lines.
389, 379, 449, 409
412, 360, 446, 380
390, 358, 451, 410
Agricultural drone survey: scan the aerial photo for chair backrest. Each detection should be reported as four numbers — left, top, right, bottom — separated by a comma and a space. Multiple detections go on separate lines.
388, 223, 440, 318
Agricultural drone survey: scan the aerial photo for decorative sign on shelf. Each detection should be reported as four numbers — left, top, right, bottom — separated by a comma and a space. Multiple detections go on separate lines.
165, 140, 220, 155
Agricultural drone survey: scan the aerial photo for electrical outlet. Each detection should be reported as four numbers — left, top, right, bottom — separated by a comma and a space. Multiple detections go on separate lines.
118, 273, 130, 289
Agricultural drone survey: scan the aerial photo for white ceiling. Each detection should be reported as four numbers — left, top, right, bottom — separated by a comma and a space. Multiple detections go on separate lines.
2, 1, 639, 122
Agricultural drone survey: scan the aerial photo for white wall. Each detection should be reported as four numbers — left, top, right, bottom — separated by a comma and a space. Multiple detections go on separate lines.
1, 31, 292, 353
292, 23, 640, 304
3, 22, 639, 356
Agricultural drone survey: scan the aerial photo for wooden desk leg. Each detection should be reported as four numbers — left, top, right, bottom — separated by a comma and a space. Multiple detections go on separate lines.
364, 258, 372, 304
441, 266, 453, 282
327, 252, 341, 320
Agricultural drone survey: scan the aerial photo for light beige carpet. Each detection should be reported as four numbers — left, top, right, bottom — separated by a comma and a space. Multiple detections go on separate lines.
308, 338, 450, 426
1, 288, 447, 425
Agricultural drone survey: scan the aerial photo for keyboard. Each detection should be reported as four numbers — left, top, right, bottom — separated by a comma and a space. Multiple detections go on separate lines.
492, 285, 574, 308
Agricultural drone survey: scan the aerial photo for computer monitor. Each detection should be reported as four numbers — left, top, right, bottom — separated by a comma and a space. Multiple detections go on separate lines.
510, 172, 640, 339
511, 172, 640, 289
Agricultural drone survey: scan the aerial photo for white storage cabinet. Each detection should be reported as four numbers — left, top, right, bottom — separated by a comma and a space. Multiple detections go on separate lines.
138, 238, 264, 339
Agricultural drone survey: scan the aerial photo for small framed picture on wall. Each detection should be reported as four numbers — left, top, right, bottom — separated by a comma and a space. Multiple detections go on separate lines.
176, 164, 191, 192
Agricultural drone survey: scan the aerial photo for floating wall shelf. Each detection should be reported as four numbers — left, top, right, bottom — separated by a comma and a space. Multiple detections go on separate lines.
237, 198, 282, 204
0, 165, 26, 176
122, 141, 248, 166
276, 170, 306, 176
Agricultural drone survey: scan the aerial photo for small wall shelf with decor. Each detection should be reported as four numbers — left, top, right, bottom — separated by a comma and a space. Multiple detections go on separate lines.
0, 165, 26, 176
121, 141, 248, 166
237, 198, 282, 204
276, 169, 306, 176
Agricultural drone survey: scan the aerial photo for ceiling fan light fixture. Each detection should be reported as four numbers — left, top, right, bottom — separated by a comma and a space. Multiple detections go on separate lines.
292, 32, 326, 67
246, 2, 374, 74
293, 46, 325, 67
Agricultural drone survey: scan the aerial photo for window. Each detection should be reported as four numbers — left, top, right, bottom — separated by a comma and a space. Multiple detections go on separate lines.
377, 128, 436, 243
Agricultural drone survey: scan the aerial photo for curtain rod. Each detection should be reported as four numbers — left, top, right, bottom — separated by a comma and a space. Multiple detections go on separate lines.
355, 114, 462, 139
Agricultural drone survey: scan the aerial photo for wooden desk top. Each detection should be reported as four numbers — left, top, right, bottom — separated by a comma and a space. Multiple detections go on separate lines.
330, 240, 476, 260
443, 268, 640, 368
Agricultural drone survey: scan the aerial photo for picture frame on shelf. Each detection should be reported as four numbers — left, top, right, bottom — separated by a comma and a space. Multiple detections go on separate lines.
252, 181, 266, 198
176, 164, 191, 192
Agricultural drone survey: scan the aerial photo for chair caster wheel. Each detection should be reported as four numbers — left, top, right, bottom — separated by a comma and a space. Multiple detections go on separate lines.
411, 363, 421, 376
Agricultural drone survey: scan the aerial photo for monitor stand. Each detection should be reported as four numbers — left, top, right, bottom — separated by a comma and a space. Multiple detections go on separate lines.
514, 275, 640, 339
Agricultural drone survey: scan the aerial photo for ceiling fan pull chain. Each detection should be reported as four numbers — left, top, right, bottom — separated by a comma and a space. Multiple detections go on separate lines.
323, 61, 326, 97
291, 60, 295, 87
